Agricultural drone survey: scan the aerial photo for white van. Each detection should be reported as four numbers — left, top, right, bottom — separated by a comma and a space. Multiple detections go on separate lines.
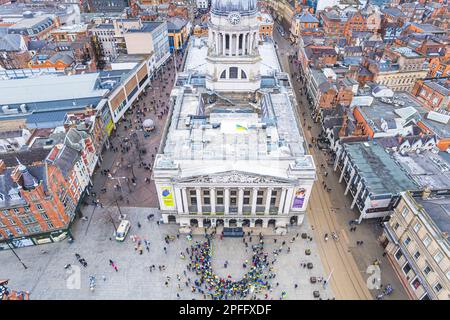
115, 220, 131, 242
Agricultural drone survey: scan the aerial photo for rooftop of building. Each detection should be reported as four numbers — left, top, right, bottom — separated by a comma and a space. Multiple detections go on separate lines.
381, 7, 405, 17
0, 33, 23, 52
410, 23, 446, 34
414, 194, 450, 242
295, 11, 319, 24
393, 151, 450, 190
354, 90, 425, 133
392, 46, 422, 58
421, 79, 450, 97
0, 148, 50, 167
158, 41, 310, 177
343, 141, 418, 195
184, 38, 281, 77
9, 14, 54, 30
126, 20, 165, 33
167, 17, 188, 31
0, 73, 108, 108
51, 23, 88, 34
0, 163, 47, 209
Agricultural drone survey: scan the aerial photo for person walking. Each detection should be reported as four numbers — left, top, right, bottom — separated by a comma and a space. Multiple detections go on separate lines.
109, 259, 118, 272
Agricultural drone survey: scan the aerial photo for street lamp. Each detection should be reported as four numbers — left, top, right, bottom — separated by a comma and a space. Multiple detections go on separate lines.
6, 235, 27, 270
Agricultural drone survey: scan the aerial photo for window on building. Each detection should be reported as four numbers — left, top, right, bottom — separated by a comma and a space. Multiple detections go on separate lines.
13, 208, 20, 214
36, 203, 43, 211
414, 251, 421, 260
433, 251, 444, 264
243, 191, 251, 205
189, 190, 197, 206
5, 229, 13, 238
423, 265, 432, 275
393, 222, 400, 231
229, 67, 238, 79
413, 222, 422, 233
216, 190, 224, 205
402, 262, 411, 275
241, 70, 247, 79
411, 277, 421, 290
256, 190, 264, 205
270, 190, 277, 206
46, 221, 54, 229
40, 212, 49, 220
401, 207, 409, 217
434, 283, 442, 293
403, 236, 411, 246
14, 227, 23, 235
2, 210, 9, 217
8, 218, 16, 225
220, 70, 226, 79
230, 190, 237, 206
203, 190, 210, 205
422, 234, 431, 247
421, 293, 431, 300
395, 248, 403, 261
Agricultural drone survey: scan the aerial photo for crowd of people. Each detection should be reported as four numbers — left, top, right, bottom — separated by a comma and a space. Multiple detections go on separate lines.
187, 238, 273, 300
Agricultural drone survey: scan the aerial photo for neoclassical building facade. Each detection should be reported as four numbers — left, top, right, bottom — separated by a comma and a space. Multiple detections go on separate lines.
153, 0, 316, 233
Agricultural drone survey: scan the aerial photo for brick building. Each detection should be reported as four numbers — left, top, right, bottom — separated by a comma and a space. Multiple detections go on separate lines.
0, 158, 73, 247
412, 79, 450, 111
0, 144, 90, 247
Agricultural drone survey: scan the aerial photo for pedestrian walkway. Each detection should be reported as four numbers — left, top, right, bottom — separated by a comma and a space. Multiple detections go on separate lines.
0, 206, 333, 300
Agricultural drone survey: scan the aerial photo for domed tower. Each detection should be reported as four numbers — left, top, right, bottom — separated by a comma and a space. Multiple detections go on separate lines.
206, 0, 261, 92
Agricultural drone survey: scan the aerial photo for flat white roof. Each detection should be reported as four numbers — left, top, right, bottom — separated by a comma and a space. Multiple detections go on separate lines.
183, 39, 281, 76
0, 73, 108, 105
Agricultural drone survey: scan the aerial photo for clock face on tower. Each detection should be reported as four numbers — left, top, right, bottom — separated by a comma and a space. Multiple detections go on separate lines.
228, 12, 241, 25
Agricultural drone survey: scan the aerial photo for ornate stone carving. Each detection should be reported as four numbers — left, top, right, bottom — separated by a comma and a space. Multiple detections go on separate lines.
177, 171, 292, 184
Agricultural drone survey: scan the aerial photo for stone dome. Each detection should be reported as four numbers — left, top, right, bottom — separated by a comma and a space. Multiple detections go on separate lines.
211, 0, 257, 16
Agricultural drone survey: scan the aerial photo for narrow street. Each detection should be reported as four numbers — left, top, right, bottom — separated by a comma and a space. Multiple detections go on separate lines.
87, 52, 186, 210
273, 26, 408, 300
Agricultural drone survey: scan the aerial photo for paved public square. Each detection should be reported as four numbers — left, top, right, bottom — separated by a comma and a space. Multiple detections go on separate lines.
0, 206, 333, 300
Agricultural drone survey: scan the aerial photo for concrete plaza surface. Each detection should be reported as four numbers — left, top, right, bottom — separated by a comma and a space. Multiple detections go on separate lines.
0, 206, 333, 300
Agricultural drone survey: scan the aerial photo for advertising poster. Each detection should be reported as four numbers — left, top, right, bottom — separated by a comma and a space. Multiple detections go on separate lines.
161, 186, 175, 208
292, 187, 306, 209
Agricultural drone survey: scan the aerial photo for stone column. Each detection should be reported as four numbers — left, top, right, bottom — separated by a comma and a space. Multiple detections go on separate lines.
339, 158, 349, 183
182, 187, 189, 214
175, 187, 184, 214
224, 187, 230, 214
334, 147, 343, 171
283, 188, 294, 214
249, 32, 253, 55
210, 187, 216, 214
251, 187, 258, 214
262, 219, 269, 228
235, 33, 239, 56
344, 168, 356, 195
264, 187, 273, 214
243, 32, 247, 55
278, 188, 287, 214
215, 32, 219, 55
222, 32, 226, 55
196, 187, 202, 214
351, 183, 363, 210
238, 187, 244, 214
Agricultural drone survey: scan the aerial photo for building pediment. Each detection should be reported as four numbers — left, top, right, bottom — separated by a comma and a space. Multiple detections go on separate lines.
174, 171, 294, 184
